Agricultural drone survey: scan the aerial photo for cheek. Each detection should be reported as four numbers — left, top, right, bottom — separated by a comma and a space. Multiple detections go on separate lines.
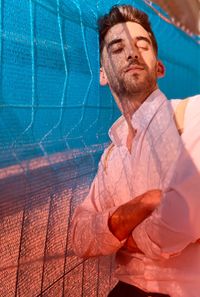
103, 52, 126, 76
142, 51, 157, 69
145, 58, 157, 73
107, 59, 123, 75
109, 51, 126, 67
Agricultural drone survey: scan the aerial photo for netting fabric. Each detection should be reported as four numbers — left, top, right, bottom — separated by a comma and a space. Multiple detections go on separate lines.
0, 0, 199, 296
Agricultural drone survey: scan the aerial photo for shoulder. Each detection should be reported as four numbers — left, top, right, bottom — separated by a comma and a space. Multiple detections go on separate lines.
169, 95, 200, 135
170, 95, 200, 114
183, 95, 200, 131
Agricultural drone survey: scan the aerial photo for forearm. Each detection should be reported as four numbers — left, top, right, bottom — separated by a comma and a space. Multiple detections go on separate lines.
108, 189, 161, 241
132, 174, 200, 260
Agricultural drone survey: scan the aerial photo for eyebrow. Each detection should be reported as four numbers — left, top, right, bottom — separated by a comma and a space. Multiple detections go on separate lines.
106, 35, 151, 51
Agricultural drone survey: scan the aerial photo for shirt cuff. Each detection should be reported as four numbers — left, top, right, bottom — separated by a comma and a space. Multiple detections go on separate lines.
132, 217, 172, 260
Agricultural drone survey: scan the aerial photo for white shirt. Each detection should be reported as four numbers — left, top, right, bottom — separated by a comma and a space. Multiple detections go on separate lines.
71, 89, 200, 297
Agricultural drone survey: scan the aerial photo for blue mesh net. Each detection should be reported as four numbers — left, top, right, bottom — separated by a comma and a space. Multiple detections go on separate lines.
0, 0, 199, 296
1, 0, 200, 168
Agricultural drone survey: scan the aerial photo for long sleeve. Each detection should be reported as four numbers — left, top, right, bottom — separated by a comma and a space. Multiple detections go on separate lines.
71, 149, 124, 258
132, 96, 200, 260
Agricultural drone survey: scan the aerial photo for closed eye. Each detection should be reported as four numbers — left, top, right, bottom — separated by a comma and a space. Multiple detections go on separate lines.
112, 47, 123, 54
136, 39, 150, 50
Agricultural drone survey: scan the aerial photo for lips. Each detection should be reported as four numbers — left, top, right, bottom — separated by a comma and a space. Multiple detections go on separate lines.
125, 65, 145, 73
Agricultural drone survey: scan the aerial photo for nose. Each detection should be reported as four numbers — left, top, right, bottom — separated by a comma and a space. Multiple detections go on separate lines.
126, 44, 139, 61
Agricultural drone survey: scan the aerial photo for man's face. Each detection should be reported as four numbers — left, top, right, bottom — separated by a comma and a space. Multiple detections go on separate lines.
100, 21, 161, 99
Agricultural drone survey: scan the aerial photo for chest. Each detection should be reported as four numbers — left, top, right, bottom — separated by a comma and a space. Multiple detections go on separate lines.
105, 127, 182, 206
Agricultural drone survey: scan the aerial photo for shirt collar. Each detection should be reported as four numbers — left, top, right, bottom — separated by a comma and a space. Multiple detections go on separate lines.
109, 89, 168, 146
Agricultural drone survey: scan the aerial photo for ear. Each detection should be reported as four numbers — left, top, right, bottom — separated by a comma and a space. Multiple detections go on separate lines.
100, 67, 108, 86
157, 60, 165, 79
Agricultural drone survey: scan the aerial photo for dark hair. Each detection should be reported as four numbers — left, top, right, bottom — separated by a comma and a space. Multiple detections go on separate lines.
98, 5, 158, 56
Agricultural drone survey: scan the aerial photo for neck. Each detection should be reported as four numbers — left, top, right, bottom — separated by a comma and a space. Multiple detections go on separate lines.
113, 87, 158, 124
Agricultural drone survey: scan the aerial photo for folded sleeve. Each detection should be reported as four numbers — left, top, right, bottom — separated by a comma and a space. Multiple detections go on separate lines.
71, 149, 124, 258
132, 96, 200, 260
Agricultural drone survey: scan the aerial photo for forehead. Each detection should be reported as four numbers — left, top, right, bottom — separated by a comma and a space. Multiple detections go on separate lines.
105, 21, 150, 44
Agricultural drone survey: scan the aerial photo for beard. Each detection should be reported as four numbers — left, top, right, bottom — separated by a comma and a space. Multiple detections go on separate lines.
107, 64, 157, 101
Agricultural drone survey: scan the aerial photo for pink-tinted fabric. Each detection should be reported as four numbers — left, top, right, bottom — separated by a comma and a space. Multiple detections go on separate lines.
71, 89, 200, 297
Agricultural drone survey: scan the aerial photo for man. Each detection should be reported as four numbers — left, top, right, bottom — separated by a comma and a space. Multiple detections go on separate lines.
72, 5, 200, 297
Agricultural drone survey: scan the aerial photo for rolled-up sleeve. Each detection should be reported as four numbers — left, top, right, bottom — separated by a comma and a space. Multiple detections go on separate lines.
132, 97, 200, 260
71, 151, 124, 258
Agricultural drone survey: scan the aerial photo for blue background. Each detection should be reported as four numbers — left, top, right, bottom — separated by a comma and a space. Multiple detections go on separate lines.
0, 0, 199, 168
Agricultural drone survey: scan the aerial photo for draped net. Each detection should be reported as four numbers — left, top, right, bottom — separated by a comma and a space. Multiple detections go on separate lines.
0, 0, 199, 296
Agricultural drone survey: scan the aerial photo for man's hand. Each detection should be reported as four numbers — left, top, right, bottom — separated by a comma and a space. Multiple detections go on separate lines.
108, 189, 162, 241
